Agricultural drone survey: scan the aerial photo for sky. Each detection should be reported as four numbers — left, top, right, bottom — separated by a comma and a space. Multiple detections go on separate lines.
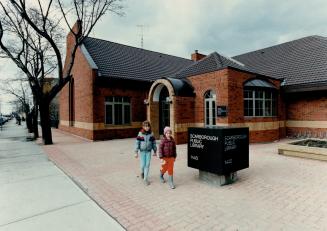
1, 0, 327, 113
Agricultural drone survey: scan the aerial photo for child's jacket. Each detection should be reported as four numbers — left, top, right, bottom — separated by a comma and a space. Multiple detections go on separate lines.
135, 129, 157, 153
159, 137, 177, 158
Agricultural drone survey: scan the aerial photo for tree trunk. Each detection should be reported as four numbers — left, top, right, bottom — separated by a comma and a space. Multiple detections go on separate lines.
40, 102, 53, 145
32, 106, 39, 139
24, 104, 32, 132
26, 112, 33, 133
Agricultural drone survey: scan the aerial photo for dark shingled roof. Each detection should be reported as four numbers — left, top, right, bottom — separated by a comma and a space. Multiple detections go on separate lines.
171, 52, 251, 79
233, 35, 327, 87
82, 37, 193, 81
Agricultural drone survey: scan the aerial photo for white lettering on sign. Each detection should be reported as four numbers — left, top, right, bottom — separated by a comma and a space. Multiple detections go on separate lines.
225, 159, 232, 164
190, 155, 199, 161
190, 134, 219, 141
189, 133, 219, 149
224, 134, 247, 151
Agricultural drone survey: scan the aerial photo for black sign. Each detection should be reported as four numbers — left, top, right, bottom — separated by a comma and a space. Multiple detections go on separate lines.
217, 106, 227, 117
188, 127, 249, 175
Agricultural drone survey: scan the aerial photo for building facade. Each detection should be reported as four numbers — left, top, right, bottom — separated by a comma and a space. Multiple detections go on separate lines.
59, 25, 327, 144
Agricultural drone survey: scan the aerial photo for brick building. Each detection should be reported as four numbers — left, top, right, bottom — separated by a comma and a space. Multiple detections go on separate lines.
59, 27, 327, 144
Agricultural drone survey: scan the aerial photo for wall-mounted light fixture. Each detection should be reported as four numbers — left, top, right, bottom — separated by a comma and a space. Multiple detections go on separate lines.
143, 99, 149, 105
166, 97, 173, 104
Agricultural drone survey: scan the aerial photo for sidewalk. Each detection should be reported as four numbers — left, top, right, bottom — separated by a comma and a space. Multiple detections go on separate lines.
43, 128, 327, 231
0, 120, 124, 231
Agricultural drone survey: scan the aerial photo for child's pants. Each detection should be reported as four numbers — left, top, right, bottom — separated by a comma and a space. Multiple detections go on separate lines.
160, 157, 175, 176
140, 151, 151, 180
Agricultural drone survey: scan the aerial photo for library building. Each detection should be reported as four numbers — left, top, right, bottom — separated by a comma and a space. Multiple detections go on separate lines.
59, 23, 327, 144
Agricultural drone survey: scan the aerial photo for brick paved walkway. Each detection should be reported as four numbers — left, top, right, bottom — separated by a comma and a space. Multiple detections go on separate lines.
42, 129, 327, 230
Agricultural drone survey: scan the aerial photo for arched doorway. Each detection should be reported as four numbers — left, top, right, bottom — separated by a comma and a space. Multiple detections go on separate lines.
204, 90, 216, 126
148, 79, 175, 138
159, 87, 170, 134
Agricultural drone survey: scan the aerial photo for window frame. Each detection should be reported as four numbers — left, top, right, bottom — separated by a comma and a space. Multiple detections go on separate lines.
105, 96, 132, 125
244, 87, 277, 117
204, 90, 216, 126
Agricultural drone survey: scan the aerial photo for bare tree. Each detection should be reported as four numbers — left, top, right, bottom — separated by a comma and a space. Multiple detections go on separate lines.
0, 78, 38, 135
0, 0, 123, 144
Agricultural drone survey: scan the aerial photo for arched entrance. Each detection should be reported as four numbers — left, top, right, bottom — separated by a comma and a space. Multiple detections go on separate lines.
148, 79, 175, 139
148, 78, 195, 140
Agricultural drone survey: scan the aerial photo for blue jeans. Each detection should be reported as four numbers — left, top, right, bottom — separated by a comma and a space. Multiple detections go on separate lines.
140, 151, 151, 180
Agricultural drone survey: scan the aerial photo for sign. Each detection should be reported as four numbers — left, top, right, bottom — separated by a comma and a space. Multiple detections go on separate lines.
188, 127, 249, 175
217, 106, 227, 117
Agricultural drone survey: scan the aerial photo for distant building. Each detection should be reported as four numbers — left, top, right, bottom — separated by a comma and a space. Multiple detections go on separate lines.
59, 22, 327, 143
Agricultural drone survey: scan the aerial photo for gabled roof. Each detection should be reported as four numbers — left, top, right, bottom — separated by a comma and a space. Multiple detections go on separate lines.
171, 52, 252, 79
82, 37, 193, 82
233, 35, 327, 88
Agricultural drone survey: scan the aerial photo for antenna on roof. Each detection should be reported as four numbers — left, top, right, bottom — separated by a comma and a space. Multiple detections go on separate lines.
136, 25, 149, 48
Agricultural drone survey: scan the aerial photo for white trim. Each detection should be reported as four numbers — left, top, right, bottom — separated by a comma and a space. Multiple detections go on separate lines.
80, 44, 98, 70
60, 120, 142, 130
153, 84, 165, 102
286, 120, 327, 128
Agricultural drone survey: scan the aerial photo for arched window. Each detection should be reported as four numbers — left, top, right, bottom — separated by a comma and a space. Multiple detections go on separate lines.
204, 90, 216, 126
244, 79, 277, 117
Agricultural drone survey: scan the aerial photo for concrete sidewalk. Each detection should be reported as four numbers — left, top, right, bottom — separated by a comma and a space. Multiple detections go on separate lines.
43, 128, 327, 231
0, 120, 124, 231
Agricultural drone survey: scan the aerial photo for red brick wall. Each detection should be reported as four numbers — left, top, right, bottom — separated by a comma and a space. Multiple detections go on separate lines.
286, 91, 327, 138
174, 96, 195, 123
174, 96, 195, 144
227, 68, 282, 123
228, 69, 284, 142
94, 128, 139, 140
59, 125, 94, 140
250, 129, 280, 143
187, 69, 229, 124
92, 78, 150, 140
59, 28, 95, 138
175, 132, 188, 144
286, 91, 327, 120
184, 68, 284, 143
93, 78, 149, 124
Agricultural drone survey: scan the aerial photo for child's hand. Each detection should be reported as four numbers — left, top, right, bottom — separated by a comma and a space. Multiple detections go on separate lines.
134, 152, 138, 158
160, 159, 166, 164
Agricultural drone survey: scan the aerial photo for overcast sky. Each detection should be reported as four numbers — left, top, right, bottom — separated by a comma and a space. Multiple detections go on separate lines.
1, 0, 327, 113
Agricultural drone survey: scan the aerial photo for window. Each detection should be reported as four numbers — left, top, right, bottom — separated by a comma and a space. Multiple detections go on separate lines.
204, 90, 216, 126
244, 88, 276, 117
105, 96, 131, 125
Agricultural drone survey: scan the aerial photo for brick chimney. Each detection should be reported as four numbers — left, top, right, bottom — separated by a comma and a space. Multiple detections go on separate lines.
191, 50, 206, 61
64, 20, 83, 74
71, 20, 82, 36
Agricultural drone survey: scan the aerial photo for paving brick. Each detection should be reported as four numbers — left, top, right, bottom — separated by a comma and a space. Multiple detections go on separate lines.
42, 129, 327, 230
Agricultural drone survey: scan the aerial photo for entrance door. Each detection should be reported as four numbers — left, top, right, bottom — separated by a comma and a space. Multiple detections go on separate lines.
159, 87, 170, 134
204, 90, 216, 126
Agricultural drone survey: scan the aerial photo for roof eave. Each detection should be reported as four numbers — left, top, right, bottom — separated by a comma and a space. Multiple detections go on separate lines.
283, 81, 327, 93
226, 66, 282, 82
96, 75, 154, 83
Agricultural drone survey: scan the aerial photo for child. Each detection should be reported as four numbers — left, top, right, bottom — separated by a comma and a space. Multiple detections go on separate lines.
135, 121, 157, 185
159, 126, 177, 189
